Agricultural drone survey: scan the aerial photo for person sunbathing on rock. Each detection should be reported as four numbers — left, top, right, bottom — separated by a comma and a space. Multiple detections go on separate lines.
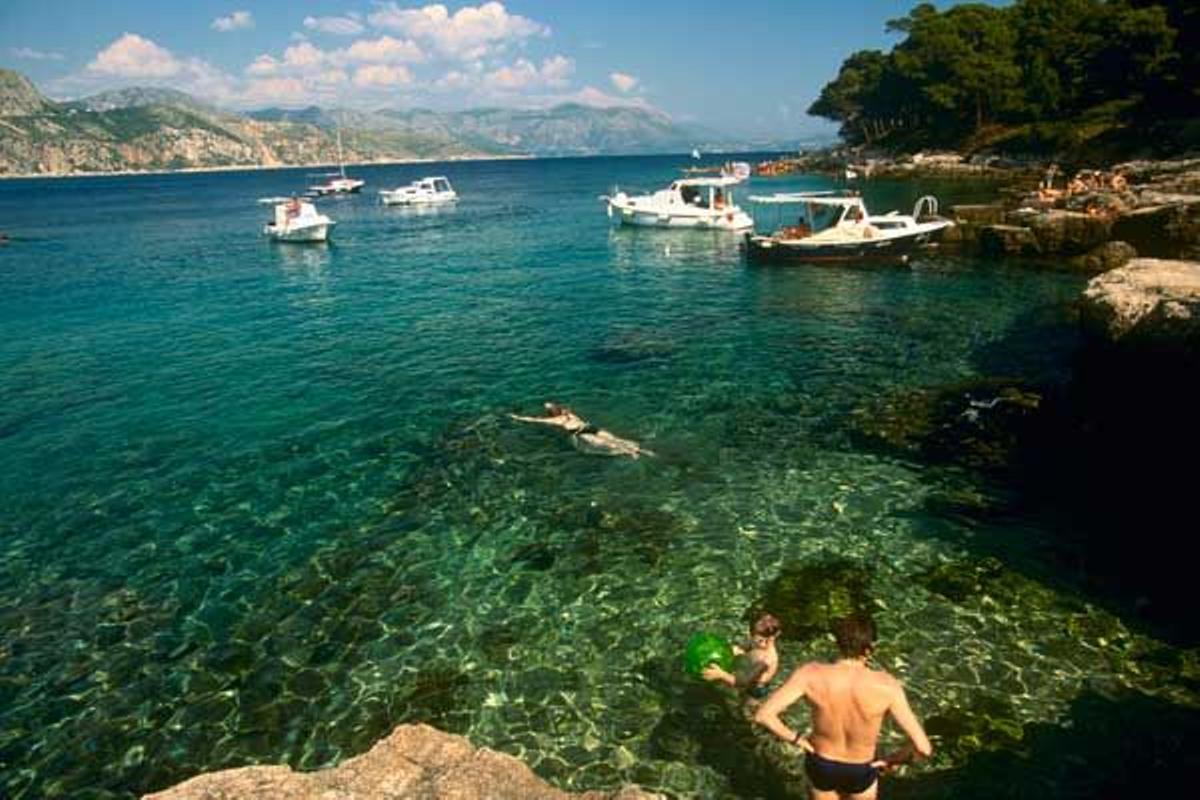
510, 402, 655, 459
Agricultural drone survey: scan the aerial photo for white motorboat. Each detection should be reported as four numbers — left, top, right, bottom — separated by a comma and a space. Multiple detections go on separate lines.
604, 176, 754, 231
379, 176, 457, 206
260, 197, 335, 243
307, 124, 364, 196
744, 193, 953, 263
308, 173, 365, 196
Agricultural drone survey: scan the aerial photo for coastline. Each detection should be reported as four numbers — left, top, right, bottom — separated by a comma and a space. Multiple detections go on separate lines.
0, 150, 792, 182
0, 153, 536, 181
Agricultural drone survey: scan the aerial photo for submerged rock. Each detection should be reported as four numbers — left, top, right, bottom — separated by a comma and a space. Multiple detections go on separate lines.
923, 692, 1025, 764
144, 723, 660, 799
914, 557, 1018, 604
747, 556, 873, 642
851, 378, 1044, 473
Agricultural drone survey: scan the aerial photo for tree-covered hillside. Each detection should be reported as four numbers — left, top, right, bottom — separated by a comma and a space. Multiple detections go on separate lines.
809, 0, 1199, 158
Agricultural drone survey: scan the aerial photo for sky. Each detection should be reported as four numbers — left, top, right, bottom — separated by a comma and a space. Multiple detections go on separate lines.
0, 1, 999, 137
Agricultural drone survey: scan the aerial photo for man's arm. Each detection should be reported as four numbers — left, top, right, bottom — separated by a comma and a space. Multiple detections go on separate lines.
885, 683, 932, 760
509, 413, 559, 426
752, 666, 815, 752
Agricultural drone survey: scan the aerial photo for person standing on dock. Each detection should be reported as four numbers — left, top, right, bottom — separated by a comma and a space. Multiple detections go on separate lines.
753, 614, 932, 799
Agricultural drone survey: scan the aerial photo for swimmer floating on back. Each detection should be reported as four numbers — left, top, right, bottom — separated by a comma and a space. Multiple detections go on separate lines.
509, 402, 655, 459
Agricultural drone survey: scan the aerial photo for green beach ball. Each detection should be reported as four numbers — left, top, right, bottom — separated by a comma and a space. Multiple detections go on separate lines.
683, 632, 734, 677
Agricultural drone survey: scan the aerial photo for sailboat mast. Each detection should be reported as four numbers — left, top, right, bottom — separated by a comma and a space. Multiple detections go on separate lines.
336, 121, 346, 179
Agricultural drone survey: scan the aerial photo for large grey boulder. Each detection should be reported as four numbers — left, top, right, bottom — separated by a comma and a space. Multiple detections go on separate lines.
1111, 200, 1200, 259
1067, 241, 1137, 273
1080, 259, 1200, 355
1027, 210, 1111, 255
144, 724, 660, 800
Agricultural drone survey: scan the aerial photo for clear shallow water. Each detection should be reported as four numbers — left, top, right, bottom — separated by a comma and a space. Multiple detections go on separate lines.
1, 157, 1196, 798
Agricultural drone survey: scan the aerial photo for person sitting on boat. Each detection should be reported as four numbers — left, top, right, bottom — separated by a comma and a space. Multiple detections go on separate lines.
714, 189, 726, 210
286, 197, 302, 218
510, 402, 656, 459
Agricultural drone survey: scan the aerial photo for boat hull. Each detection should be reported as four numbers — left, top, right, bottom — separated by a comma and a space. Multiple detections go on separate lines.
264, 221, 334, 243
608, 201, 753, 231
380, 193, 457, 206
744, 230, 936, 264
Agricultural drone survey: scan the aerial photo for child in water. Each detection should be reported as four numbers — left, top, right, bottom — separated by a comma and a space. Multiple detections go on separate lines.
702, 613, 782, 701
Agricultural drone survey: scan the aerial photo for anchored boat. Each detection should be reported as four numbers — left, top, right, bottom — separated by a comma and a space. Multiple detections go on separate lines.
744, 192, 952, 263
307, 124, 364, 196
604, 176, 753, 231
379, 176, 457, 206
260, 197, 335, 243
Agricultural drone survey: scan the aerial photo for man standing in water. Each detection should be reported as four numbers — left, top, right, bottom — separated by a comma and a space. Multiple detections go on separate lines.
753, 614, 932, 799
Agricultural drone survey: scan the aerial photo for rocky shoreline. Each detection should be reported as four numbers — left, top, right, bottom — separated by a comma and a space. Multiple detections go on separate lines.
0, 153, 533, 182
942, 160, 1200, 265
145, 724, 659, 800
760, 149, 1200, 267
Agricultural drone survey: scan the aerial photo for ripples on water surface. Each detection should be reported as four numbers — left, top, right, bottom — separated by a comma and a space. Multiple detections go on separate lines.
1, 157, 1197, 798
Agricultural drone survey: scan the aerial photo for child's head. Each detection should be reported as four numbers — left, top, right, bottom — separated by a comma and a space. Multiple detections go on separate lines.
750, 613, 781, 645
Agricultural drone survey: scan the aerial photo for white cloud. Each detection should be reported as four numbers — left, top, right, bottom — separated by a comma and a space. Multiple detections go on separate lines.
10, 46, 65, 61
245, 36, 424, 81
610, 72, 638, 93
87, 33, 182, 78
435, 69, 474, 90
303, 14, 364, 36
368, 2, 548, 60
241, 76, 308, 105
246, 54, 280, 76
482, 55, 573, 91
564, 86, 656, 111
353, 64, 413, 89
343, 36, 424, 64
212, 11, 254, 32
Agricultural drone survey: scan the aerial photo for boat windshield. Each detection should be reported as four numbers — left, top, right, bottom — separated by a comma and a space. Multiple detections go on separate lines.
806, 203, 845, 233
433, 179, 451, 192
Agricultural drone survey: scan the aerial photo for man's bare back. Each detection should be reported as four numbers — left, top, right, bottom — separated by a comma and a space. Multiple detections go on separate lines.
753, 615, 931, 800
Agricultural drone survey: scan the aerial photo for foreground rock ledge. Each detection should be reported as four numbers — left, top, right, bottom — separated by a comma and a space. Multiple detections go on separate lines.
144, 724, 660, 800
1080, 258, 1200, 353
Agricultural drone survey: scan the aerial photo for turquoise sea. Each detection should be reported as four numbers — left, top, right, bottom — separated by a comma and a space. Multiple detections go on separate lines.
1, 156, 1197, 798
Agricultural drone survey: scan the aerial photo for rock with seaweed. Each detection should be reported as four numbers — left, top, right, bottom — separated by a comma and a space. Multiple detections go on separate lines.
850, 378, 1047, 475
889, 690, 1200, 800
746, 556, 874, 643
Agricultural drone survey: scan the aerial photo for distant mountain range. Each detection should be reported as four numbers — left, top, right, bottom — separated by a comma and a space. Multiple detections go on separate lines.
0, 68, 808, 176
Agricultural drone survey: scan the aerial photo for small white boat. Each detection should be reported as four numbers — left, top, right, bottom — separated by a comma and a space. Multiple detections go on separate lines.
379, 176, 457, 206
604, 176, 754, 231
307, 124, 364, 195
260, 197, 335, 243
744, 193, 953, 263
308, 174, 365, 196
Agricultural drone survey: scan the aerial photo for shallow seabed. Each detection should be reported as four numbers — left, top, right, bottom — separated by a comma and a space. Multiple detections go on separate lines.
1, 157, 1196, 798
